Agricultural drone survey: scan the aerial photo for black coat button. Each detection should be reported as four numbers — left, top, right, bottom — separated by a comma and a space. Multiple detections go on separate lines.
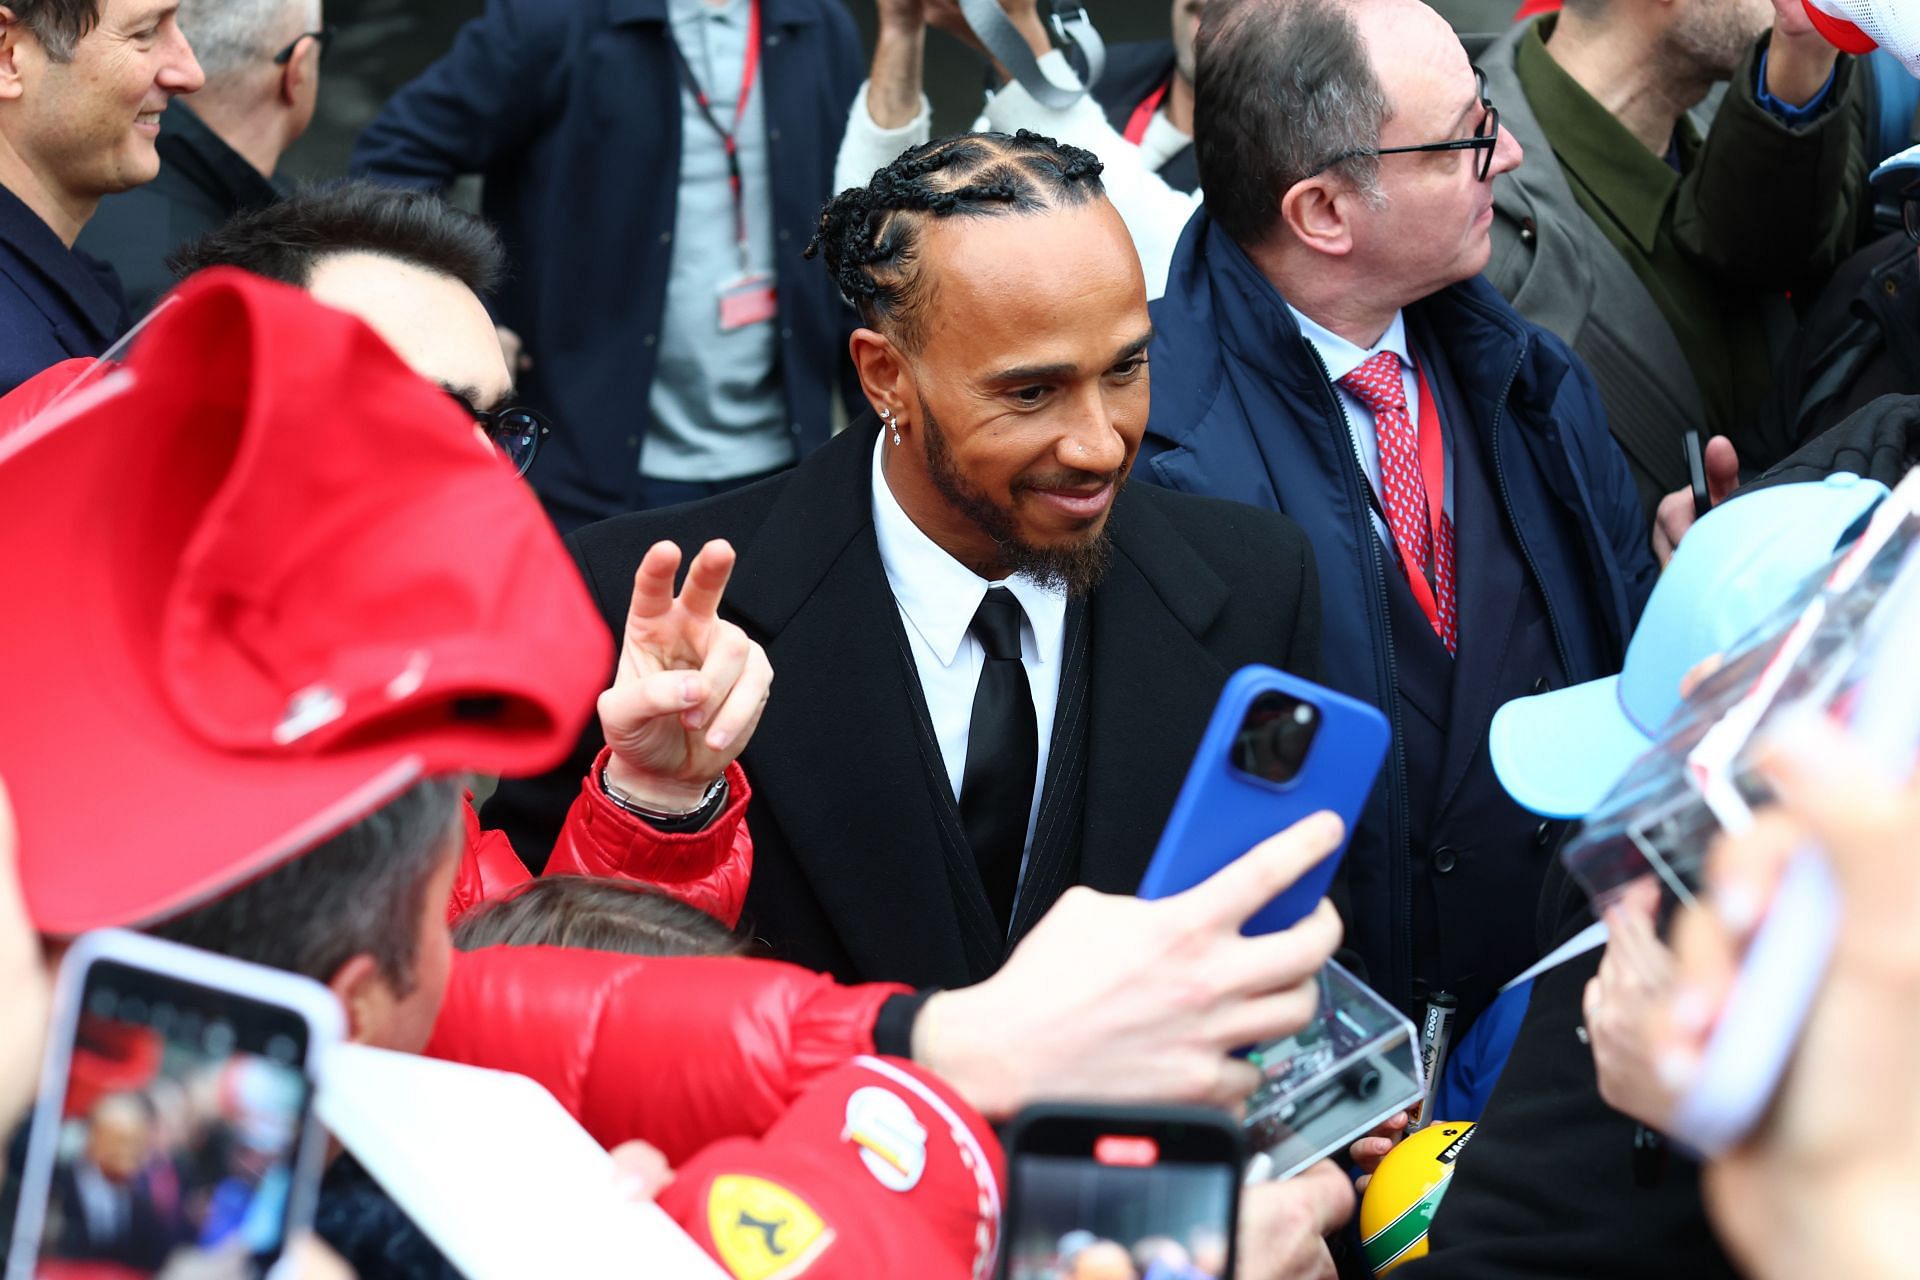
1534, 821, 1555, 848
1433, 846, 1458, 875
1531, 677, 1552, 695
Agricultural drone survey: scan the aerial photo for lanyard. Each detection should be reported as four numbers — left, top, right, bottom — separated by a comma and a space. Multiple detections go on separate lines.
1123, 79, 1170, 145
667, 0, 762, 269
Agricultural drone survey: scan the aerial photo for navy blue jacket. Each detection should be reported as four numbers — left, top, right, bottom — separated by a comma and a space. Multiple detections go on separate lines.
1140, 211, 1657, 1009
351, 0, 864, 528
0, 183, 128, 395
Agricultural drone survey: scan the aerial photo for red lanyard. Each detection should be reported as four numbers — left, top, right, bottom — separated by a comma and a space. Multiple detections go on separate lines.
667, 0, 762, 264
1412, 360, 1447, 554
1123, 79, 1170, 145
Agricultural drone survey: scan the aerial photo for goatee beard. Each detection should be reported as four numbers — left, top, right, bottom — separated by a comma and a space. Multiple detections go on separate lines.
920, 398, 1118, 598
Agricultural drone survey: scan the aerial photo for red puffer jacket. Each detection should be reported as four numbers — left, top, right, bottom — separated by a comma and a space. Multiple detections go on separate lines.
428, 946, 909, 1165
448, 749, 753, 926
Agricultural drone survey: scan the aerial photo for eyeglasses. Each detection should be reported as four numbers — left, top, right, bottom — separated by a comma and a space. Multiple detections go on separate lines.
272, 26, 335, 65
1903, 195, 1920, 244
1313, 69, 1502, 183
447, 392, 553, 477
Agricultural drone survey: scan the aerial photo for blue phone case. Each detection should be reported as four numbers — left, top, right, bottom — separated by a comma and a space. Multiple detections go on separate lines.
1137, 665, 1389, 934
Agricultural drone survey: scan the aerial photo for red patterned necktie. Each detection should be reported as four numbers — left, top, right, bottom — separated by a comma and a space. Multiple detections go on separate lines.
1337, 350, 1458, 655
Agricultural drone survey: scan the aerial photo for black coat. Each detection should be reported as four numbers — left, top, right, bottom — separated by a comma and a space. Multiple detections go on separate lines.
0, 183, 127, 395
351, 0, 865, 530
484, 418, 1324, 987
78, 105, 282, 317
1401, 861, 1738, 1280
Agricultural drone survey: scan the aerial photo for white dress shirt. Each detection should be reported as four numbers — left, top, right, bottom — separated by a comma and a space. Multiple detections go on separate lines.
869, 435, 1066, 876
1285, 305, 1454, 546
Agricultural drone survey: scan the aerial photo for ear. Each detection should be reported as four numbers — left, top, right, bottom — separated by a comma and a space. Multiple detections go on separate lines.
1279, 176, 1358, 259
0, 8, 31, 104
277, 36, 315, 107
848, 327, 919, 440
326, 954, 397, 1048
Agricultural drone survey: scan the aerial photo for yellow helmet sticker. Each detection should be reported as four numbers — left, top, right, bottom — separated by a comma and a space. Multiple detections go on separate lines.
707, 1174, 836, 1280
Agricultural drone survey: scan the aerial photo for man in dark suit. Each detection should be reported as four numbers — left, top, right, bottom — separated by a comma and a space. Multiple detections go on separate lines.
486, 129, 1325, 993
352, 0, 865, 530
48, 1093, 185, 1271
1138, 0, 1658, 1032
0, 0, 204, 392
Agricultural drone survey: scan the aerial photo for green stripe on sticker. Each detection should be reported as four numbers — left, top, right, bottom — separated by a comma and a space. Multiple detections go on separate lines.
1362, 1171, 1454, 1273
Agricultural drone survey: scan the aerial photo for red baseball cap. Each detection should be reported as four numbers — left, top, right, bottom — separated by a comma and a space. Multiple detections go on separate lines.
0, 269, 612, 936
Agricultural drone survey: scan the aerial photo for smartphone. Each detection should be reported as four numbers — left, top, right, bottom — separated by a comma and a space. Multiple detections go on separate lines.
1684, 429, 1712, 520
1000, 1104, 1242, 1280
1138, 666, 1390, 935
6, 930, 343, 1280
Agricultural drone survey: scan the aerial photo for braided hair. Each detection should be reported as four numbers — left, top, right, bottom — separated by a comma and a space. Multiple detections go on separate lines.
806, 130, 1106, 351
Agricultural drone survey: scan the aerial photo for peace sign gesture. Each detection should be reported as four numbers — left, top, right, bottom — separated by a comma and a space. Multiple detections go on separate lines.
596, 540, 773, 811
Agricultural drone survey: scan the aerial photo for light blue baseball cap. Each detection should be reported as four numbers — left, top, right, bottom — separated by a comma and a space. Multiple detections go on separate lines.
1490, 473, 1889, 820
1871, 142, 1920, 195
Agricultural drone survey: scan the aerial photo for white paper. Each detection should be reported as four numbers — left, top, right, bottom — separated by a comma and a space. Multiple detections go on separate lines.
317, 1044, 727, 1280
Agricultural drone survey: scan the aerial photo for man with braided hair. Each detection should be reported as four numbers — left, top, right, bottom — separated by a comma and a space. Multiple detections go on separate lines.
485, 123, 1332, 1085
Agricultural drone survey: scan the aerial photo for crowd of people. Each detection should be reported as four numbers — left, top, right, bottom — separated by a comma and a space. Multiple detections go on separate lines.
0, 0, 1918, 1275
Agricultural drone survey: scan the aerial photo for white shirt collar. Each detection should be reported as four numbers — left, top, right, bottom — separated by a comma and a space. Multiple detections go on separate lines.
869, 434, 1067, 667
1287, 305, 1411, 385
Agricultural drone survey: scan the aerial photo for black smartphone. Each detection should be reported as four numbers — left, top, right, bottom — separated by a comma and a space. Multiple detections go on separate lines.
1001, 1103, 1242, 1280
6, 930, 341, 1280
1684, 429, 1712, 520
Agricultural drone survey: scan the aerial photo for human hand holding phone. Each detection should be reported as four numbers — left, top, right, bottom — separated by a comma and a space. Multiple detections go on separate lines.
1661, 725, 1920, 1280
7, 932, 342, 1280
915, 814, 1346, 1119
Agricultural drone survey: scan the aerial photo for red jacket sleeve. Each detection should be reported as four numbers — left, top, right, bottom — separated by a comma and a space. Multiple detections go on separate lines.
661, 1056, 1004, 1280
446, 754, 754, 927
546, 750, 753, 927
425, 946, 909, 1165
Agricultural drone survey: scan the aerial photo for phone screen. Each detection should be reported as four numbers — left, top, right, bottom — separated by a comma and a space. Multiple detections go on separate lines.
25, 958, 315, 1279
1004, 1114, 1239, 1280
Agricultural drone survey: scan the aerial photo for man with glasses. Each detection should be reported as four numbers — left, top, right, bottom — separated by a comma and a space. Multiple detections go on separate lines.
80, 0, 328, 314
1477, 0, 1859, 527
1133, 0, 1658, 1036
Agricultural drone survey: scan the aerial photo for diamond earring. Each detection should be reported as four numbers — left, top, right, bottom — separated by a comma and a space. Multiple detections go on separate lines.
880, 407, 902, 446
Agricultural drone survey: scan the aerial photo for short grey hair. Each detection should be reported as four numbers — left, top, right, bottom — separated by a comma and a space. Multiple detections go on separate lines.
1194, 0, 1392, 245
178, 0, 320, 79
146, 777, 465, 996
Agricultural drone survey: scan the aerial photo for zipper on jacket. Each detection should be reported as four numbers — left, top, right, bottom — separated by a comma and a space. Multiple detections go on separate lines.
1304, 347, 1416, 1014
1486, 348, 1577, 682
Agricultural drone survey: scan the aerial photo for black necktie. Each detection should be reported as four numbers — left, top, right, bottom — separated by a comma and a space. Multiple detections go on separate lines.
960, 587, 1037, 937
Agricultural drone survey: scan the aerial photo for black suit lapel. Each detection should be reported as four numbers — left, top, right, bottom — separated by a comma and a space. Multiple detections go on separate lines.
1078, 488, 1234, 895
726, 423, 975, 987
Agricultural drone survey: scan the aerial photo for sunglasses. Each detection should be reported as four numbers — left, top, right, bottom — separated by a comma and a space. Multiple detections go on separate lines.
1904, 194, 1920, 244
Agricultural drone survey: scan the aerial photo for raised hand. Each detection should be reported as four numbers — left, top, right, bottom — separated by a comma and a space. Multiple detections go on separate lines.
914, 812, 1346, 1119
597, 540, 772, 812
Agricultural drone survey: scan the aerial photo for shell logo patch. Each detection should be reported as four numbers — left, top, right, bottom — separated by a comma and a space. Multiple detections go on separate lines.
840, 1085, 928, 1192
707, 1174, 835, 1280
